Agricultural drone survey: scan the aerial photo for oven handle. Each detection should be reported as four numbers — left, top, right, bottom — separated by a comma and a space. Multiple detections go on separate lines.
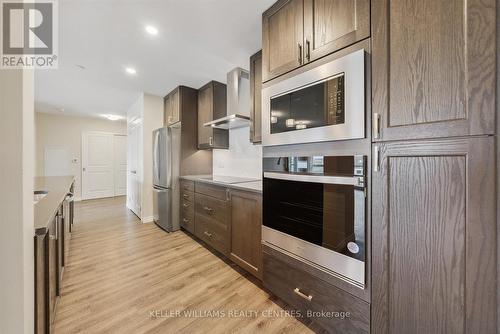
264, 172, 364, 187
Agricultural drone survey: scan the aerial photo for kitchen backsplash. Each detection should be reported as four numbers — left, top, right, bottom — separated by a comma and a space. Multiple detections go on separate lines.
212, 127, 262, 179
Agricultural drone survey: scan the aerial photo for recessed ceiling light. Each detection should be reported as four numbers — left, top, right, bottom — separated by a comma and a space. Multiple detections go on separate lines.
125, 67, 137, 75
101, 114, 123, 121
145, 25, 158, 35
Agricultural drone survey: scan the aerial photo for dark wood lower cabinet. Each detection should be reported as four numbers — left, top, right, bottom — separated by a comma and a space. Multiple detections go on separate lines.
372, 136, 497, 333
263, 245, 370, 333
34, 232, 49, 334
48, 215, 58, 326
229, 189, 262, 279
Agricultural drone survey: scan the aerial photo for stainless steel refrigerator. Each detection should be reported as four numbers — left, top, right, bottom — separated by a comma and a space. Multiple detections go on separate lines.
152, 125, 181, 232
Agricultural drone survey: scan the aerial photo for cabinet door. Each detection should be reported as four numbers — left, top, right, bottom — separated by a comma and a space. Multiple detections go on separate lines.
35, 233, 48, 334
169, 88, 180, 125
250, 51, 262, 143
303, 0, 369, 63
163, 95, 171, 126
372, 137, 496, 333
262, 0, 304, 82
197, 84, 213, 149
48, 217, 58, 324
229, 190, 262, 279
372, 0, 495, 141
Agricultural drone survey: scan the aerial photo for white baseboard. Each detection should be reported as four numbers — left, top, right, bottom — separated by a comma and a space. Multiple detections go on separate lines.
141, 216, 154, 224
74, 197, 82, 202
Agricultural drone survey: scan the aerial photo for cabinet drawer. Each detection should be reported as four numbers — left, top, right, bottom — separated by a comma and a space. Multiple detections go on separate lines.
181, 191, 194, 202
181, 199, 193, 211
195, 213, 228, 255
180, 208, 194, 234
194, 193, 228, 225
195, 182, 228, 201
180, 180, 194, 192
263, 248, 370, 334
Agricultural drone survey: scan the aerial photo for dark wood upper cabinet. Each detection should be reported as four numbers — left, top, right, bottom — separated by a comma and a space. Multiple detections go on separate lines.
372, 0, 496, 141
262, 0, 370, 82
164, 87, 180, 126
262, 0, 304, 82
250, 50, 262, 143
303, 0, 369, 63
229, 190, 262, 279
371, 137, 497, 333
197, 81, 228, 149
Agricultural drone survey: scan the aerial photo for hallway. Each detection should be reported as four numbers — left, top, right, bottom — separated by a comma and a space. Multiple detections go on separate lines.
53, 197, 317, 334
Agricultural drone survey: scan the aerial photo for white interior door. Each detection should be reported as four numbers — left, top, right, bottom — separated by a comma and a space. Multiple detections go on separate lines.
126, 124, 142, 217
113, 135, 127, 196
82, 132, 114, 200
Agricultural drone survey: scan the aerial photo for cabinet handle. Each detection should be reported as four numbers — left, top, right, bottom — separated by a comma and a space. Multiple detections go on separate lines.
203, 206, 213, 213
373, 113, 381, 139
293, 288, 313, 301
182, 218, 189, 223
298, 43, 302, 64
209, 136, 213, 146
55, 215, 59, 241
183, 194, 189, 199
305, 39, 310, 62
204, 231, 212, 238
373, 145, 380, 172
183, 203, 189, 208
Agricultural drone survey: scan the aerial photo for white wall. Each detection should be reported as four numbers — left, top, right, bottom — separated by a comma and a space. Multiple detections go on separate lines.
0, 69, 35, 333
126, 93, 163, 223
212, 127, 262, 179
35, 112, 127, 200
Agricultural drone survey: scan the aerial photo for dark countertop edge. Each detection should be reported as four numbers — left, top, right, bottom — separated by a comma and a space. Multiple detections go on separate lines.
180, 175, 262, 194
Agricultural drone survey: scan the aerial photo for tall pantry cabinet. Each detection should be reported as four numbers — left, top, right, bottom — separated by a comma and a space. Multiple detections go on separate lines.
371, 0, 497, 333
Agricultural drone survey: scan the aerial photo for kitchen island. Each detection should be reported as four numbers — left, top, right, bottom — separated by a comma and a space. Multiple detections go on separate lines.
34, 176, 74, 333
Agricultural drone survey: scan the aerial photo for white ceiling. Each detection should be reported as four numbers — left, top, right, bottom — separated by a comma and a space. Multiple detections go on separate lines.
35, 0, 274, 118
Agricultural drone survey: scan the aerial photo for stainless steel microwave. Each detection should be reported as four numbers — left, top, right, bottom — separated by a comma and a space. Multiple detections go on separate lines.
262, 49, 365, 146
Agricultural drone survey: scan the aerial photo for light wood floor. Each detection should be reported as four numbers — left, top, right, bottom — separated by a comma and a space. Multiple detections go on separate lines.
54, 196, 321, 334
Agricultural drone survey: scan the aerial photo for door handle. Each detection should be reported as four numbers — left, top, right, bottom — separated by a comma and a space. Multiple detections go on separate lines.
131, 170, 137, 174
82, 167, 86, 172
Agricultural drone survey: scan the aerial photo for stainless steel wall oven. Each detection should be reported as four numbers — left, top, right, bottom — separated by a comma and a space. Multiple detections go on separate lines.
262, 155, 366, 287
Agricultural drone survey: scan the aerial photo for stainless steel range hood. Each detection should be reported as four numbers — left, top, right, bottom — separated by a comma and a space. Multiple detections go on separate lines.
204, 67, 251, 130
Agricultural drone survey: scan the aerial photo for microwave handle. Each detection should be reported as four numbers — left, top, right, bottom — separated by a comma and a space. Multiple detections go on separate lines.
264, 172, 364, 187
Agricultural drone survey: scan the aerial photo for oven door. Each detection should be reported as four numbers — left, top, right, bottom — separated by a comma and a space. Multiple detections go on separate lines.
262, 49, 365, 146
262, 172, 366, 287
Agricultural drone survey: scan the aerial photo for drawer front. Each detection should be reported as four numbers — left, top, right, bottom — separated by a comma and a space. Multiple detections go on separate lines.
180, 208, 194, 234
181, 198, 194, 212
181, 191, 194, 203
195, 213, 228, 255
195, 182, 228, 201
180, 180, 194, 192
263, 249, 370, 334
194, 193, 228, 225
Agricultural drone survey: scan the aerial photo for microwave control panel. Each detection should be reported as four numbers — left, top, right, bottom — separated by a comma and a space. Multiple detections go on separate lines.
327, 74, 345, 125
